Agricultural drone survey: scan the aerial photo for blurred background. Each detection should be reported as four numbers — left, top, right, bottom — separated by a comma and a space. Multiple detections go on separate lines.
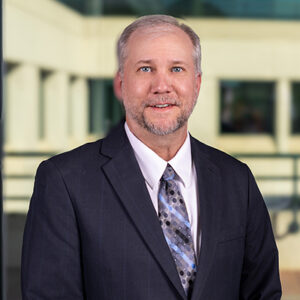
2, 0, 300, 299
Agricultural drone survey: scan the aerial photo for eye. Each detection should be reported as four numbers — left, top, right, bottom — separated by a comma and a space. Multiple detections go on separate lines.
140, 66, 151, 72
172, 66, 183, 72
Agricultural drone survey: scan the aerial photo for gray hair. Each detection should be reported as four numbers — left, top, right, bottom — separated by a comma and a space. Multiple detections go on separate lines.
117, 15, 202, 75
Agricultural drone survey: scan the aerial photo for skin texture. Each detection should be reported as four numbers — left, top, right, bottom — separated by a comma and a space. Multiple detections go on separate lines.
114, 25, 201, 160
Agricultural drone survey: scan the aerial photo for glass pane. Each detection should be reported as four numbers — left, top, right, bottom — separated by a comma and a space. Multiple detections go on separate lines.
3, 214, 26, 300
292, 83, 300, 133
55, 0, 300, 20
220, 81, 275, 134
89, 79, 124, 135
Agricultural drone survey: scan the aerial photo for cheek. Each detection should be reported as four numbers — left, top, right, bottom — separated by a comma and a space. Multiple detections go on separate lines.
123, 77, 149, 99
134, 85, 148, 98
175, 79, 194, 98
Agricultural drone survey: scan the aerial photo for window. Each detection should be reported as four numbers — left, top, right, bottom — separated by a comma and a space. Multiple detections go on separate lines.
292, 83, 300, 133
56, 0, 300, 20
220, 80, 275, 134
88, 79, 124, 135
38, 70, 52, 140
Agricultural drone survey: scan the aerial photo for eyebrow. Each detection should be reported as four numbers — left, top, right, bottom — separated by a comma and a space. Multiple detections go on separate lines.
135, 59, 188, 66
135, 59, 153, 65
172, 60, 187, 66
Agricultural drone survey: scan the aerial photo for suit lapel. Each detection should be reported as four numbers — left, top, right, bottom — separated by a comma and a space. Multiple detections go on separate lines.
100, 124, 187, 300
190, 138, 222, 300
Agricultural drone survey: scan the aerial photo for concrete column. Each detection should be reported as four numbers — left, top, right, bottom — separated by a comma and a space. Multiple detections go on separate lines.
189, 76, 218, 146
276, 79, 291, 153
5, 64, 39, 150
44, 72, 69, 150
70, 78, 89, 143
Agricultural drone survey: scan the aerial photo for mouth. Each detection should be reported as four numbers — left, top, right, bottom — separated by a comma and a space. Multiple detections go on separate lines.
147, 102, 177, 110
145, 98, 179, 112
151, 104, 173, 108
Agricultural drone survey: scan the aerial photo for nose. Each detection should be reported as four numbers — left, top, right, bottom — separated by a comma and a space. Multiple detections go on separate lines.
151, 71, 172, 94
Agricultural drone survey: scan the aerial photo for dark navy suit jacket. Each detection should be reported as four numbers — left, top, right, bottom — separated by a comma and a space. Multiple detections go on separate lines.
21, 122, 281, 299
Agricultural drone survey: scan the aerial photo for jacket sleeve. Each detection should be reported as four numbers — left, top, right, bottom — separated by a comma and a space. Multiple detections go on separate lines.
21, 160, 85, 299
239, 166, 282, 299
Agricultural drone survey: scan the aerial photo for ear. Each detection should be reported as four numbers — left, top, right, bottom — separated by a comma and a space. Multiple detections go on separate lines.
113, 71, 123, 101
196, 73, 201, 95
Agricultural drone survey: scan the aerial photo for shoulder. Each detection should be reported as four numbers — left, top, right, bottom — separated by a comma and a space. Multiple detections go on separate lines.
191, 136, 247, 172
50, 140, 103, 165
190, 136, 253, 193
37, 122, 127, 178
35, 139, 105, 179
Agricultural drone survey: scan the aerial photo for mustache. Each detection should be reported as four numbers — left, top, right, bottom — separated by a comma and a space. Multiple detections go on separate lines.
144, 97, 180, 107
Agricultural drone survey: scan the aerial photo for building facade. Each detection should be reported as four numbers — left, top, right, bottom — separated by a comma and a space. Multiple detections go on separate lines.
3, 0, 300, 298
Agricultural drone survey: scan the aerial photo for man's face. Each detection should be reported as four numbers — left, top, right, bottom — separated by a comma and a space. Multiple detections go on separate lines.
115, 25, 201, 136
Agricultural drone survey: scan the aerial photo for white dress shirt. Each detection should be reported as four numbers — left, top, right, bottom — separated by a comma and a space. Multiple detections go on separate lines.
125, 123, 200, 255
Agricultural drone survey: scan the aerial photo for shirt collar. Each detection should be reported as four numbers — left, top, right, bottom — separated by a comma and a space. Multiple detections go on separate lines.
168, 133, 193, 188
125, 122, 193, 189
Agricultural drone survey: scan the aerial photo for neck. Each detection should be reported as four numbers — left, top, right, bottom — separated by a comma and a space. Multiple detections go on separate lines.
126, 121, 188, 161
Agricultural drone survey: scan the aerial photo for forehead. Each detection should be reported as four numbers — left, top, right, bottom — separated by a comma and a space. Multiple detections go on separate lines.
125, 25, 194, 62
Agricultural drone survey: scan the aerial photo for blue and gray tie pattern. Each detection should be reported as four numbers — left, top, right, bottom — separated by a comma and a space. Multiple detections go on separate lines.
158, 164, 197, 296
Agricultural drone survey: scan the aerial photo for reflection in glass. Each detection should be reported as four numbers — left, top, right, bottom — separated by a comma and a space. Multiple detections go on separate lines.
57, 0, 300, 20
220, 81, 275, 134
292, 83, 300, 133
89, 79, 124, 135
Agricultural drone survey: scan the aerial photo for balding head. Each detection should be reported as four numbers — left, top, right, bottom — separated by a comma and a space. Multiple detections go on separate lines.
117, 15, 202, 75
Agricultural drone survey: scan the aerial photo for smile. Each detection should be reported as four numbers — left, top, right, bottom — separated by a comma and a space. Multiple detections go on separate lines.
150, 104, 175, 109
154, 104, 170, 108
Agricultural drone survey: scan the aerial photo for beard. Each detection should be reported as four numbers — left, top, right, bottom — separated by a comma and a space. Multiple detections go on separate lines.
123, 95, 198, 136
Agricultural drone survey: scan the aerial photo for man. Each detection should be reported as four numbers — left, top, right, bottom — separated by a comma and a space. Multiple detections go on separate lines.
22, 15, 281, 299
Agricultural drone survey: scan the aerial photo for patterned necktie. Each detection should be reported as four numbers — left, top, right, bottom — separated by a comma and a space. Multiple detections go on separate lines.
158, 164, 197, 297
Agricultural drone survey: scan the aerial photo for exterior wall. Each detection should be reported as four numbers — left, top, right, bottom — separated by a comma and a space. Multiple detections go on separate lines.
3, 0, 300, 271
5, 0, 300, 152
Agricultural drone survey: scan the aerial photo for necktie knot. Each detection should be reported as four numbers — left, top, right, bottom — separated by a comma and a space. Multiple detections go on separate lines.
162, 164, 176, 181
